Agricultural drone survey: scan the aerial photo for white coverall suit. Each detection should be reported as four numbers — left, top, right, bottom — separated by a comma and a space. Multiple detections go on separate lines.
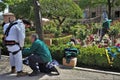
3, 20, 25, 72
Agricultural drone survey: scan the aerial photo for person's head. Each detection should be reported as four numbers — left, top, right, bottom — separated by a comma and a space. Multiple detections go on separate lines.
70, 38, 76, 45
31, 34, 39, 43
22, 19, 31, 28
3, 13, 16, 23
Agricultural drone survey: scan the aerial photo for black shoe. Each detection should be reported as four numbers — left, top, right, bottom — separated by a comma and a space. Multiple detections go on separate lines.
17, 71, 28, 77
50, 66, 60, 75
29, 71, 40, 76
11, 66, 16, 73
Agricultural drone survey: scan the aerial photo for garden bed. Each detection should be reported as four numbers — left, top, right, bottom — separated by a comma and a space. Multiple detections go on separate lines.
49, 45, 120, 72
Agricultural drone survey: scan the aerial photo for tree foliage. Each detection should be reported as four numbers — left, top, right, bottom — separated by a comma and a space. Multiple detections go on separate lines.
3, 0, 33, 19
0, 2, 6, 12
40, 0, 82, 18
40, 0, 83, 29
3, 0, 26, 5
3, 0, 82, 29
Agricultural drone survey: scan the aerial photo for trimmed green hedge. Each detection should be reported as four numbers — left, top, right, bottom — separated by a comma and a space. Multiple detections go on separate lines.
49, 45, 120, 70
52, 35, 72, 45
77, 46, 110, 68
113, 56, 120, 70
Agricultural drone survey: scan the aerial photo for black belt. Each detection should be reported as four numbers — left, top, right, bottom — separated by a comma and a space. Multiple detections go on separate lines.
8, 49, 21, 55
4, 40, 19, 46
5, 40, 22, 55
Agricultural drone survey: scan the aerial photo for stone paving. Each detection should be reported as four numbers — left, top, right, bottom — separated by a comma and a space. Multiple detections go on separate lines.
0, 56, 120, 80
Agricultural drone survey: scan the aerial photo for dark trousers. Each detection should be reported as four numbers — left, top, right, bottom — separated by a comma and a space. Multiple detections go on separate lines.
28, 55, 46, 72
100, 28, 109, 42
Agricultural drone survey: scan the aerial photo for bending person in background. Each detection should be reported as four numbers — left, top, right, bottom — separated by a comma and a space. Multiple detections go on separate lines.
23, 34, 52, 76
100, 18, 112, 42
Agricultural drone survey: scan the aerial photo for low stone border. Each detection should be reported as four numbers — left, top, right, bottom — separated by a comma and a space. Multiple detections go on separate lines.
74, 67, 120, 76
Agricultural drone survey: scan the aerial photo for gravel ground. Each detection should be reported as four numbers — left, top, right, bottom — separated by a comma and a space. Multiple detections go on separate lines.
0, 55, 120, 80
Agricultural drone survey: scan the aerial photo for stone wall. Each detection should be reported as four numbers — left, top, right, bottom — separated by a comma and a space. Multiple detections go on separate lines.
84, 6, 120, 19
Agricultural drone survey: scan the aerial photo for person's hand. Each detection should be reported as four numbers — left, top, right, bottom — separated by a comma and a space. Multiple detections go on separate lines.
20, 47, 23, 50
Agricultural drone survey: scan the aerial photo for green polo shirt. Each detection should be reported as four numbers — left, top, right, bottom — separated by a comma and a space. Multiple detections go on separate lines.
23, 39, 52, 63
102, 20, 111, 29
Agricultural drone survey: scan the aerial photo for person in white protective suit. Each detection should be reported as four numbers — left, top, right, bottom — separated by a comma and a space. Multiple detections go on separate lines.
3, 13, 31, 77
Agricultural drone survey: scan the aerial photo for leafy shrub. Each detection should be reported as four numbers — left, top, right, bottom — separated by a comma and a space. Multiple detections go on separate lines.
69, 26, 78, 36
54, 30, 61, 38
0, 39, 9, 56
70, 24, 90, 41
77, 30, 87, 41
109, 28, 119, 38
52, 35, 72, 45
113, 56, 120, 70
49, 45, 67, 63
49, 44, 120, 70
62, 26, 70, 34
108, 21, 120, 38
43, 21, 57, 34
77, 46, 110, 68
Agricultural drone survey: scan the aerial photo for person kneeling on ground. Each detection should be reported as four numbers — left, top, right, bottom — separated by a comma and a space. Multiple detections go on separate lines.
22, 34, 59, 76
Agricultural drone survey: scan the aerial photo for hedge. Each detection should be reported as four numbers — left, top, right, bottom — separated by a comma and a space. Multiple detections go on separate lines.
49, 44, 120, 70
52, 35, 72, 45
77, 46, 110, 68
113, 56, 120, 70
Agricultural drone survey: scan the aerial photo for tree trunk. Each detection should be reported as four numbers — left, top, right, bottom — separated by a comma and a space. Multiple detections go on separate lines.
107, 0, 111, 19
57, 17, 66, 30
33, 0, 44, 41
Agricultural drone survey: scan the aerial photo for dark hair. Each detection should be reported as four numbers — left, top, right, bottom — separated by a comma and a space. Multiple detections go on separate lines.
70, 38, 77, 44
22, 19, 31, 25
